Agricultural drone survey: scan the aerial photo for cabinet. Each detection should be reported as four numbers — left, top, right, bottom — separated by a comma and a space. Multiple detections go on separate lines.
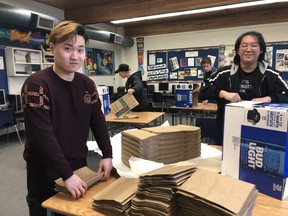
5, 47, 43, 77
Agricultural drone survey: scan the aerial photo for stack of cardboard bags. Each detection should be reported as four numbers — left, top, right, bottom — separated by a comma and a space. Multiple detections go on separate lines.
92, 177, 138, 216
176, 168, 258, 216
130, 162, 197, 215
121, 125, 201, 167
91, 164, 258, 216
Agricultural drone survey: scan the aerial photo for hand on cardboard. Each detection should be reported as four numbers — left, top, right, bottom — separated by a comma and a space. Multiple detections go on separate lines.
127, 88, 135, 95
64, 174, 87, 199
252, 96, 271, 103
220, 90, 241, 102
97, 158, 113, 180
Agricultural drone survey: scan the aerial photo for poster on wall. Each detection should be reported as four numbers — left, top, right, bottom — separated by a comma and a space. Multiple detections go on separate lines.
136, 37, 144, 71
218, 44, 235, 67
85, 48, 115, 76
0, 23, 48, 49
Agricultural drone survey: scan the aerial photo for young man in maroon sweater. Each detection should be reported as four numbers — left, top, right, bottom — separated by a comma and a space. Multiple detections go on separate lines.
21, 21, 113, 216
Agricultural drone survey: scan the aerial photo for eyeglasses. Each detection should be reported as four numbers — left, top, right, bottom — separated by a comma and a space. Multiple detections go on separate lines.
239, 43, 259, 50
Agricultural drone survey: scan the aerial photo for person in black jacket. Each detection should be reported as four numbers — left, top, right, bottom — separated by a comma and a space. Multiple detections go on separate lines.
115, 63, 148, 111
197, 57, 216, 104
200, 31, 288, 145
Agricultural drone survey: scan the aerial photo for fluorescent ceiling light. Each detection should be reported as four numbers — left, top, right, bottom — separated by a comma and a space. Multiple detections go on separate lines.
111, 0, 288, 24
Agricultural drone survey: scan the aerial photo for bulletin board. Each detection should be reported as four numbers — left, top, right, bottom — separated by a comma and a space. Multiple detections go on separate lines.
147, 50, 168, 81
167, 47, 218, 81
266, 42, 288, 79
147, 46, 219, 82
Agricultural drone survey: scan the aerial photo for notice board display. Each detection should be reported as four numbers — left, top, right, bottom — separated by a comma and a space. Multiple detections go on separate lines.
147, 46, 218, 82
147, 50, 168, 81
167, 47, 218, 81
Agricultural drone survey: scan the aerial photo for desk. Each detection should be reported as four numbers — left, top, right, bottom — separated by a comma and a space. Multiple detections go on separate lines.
105, 111, 165, 136
42, 174, 288, 216
170, 103, 218, 125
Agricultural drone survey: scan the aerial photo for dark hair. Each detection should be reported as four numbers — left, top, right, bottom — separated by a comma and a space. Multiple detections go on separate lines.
233, 31, 266, 65
201, 57, 212, 65
49, 20, 89, 45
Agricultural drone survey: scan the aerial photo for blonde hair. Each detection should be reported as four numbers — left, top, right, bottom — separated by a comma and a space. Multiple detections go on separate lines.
49, 21, 89, 45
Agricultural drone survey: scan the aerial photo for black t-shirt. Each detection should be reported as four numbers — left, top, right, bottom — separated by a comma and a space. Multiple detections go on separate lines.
232, 66, 260, 100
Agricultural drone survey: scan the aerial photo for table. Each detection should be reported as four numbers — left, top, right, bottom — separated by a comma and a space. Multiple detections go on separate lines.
43, 145, 288, 216
105, 111, 165, 136
170, 103, 217, 125
42, 173, 288, 216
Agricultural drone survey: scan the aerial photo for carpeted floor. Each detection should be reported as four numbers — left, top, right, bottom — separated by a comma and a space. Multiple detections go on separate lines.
0, 132, 101, 216
0, 132, 28, 216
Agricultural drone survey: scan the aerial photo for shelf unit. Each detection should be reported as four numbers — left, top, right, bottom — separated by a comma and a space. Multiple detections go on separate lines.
5, 47, 43, 77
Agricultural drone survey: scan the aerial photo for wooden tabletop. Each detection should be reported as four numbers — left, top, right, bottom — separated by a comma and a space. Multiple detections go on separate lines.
105, 111, 165, 124
202, 103, 218, 111
170, 103, 217, 112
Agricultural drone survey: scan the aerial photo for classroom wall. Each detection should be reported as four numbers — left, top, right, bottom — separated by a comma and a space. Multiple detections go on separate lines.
123, 22, 288, 85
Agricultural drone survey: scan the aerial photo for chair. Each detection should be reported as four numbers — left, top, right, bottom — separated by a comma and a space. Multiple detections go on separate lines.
195, 117, 219, 145
0, 108, 23, 145
152, 92, 165, 112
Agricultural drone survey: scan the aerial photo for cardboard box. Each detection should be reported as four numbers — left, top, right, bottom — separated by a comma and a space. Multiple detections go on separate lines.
175, 89, 193, 108
174, 83, 198, 108
239, 167, 288, 200
221, 101, 288, 199
97, 86, 111, 116
109, 93, 139, 117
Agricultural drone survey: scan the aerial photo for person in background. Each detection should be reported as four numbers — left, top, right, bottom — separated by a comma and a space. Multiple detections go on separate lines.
115, 63, 148, 111
194, 57, 216, 104
21, 21, 113, 216
201, 31, 288, 145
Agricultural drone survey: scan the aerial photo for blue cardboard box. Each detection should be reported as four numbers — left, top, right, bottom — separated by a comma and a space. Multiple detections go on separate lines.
239, 167, 288, 200
175, 89, 193, 108
222, 102, 288, 199
97, 86, 111, 116
101, 93, 110, 116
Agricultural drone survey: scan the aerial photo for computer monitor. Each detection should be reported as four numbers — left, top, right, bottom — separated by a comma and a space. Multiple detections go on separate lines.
147, 85, 155, 94
142, 80, 147, 90
107, 86, 114, 96
158, 82, 169, 93
0, 89, 7, 109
